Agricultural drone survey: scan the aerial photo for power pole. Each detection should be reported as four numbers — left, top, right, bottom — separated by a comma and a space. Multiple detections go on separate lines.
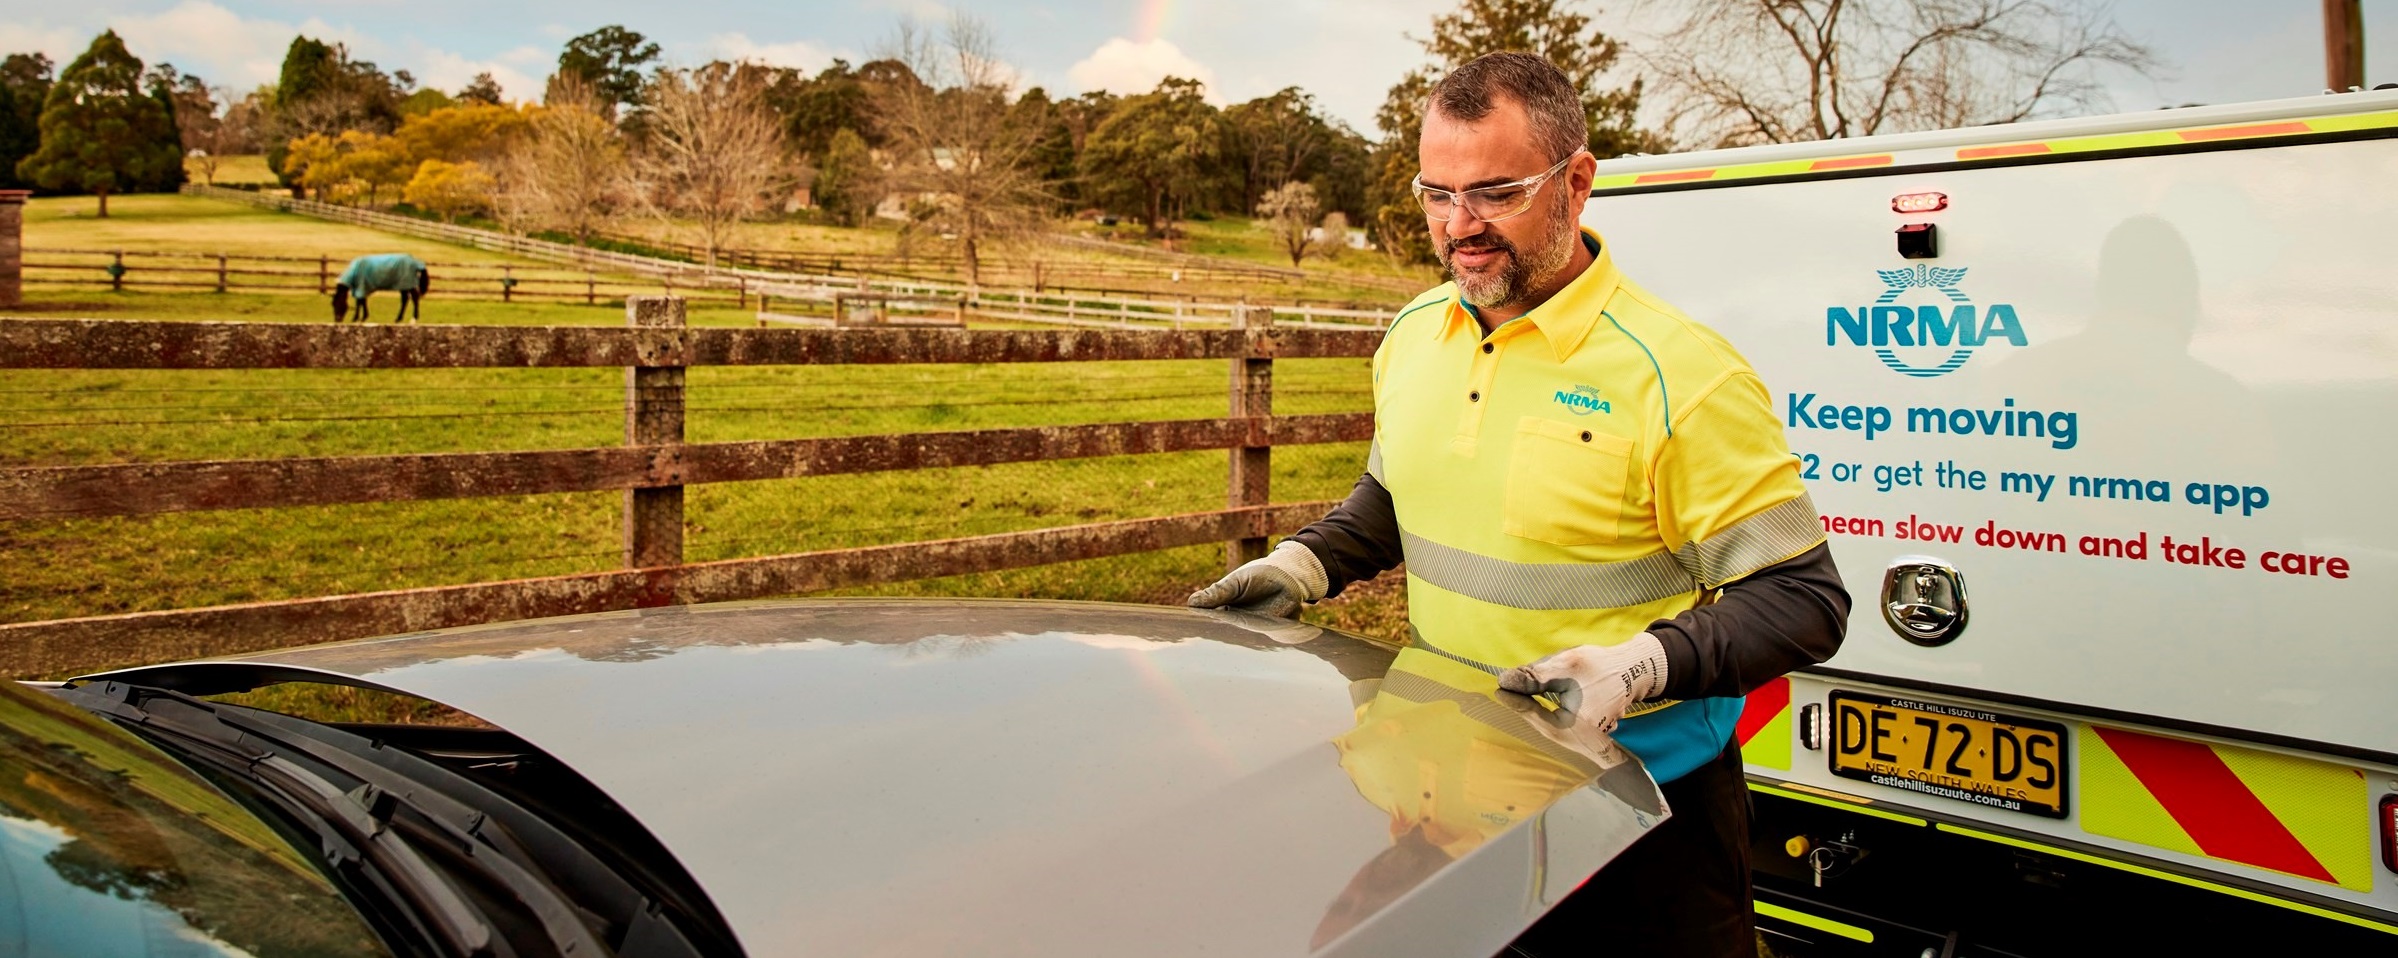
2325, 0, 2364, 92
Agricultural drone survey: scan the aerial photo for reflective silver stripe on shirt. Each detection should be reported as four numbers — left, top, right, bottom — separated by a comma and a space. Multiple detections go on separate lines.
1400, 529, 1699, 611
1365, 439, 1385, 484
1672, 493, 1826, 588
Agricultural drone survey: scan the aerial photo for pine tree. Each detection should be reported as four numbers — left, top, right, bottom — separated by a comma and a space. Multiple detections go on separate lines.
141, 65, 189, 192
15, 31, 180, 216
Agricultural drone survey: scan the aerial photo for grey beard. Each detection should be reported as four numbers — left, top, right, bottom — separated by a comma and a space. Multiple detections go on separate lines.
1445, 208, 1578, 311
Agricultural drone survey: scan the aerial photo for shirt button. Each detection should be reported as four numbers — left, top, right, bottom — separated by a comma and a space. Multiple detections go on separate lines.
1468, 390, 1480, 402
1481, 342, 1494, 354
1581, 430, 1593, 442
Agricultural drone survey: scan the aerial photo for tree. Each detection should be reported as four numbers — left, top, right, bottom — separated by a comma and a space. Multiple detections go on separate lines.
814, 126, 875, 226
137, 63, 191, 192
17, 31, 181, 216
874, 15, 1054, 284
214, 87, 265, 153
395, 102, 529, 165
497, 83, 626, 241
404, 158, 496, 221
279, 133, 345, 199
1257, 181, 1325, 267
1641, 0, 2160, 146
1369, 0, 1667, 263
399, 87, 454, 117
0, 54, 53, 191
772, 59, 876, 158
556, 26, 660, 117
335, 130, 411, 204
266, 36, 404, 191
633, 62, 789, 268
1080, 77, 1222, 238
1225, 88, 1334, 214
457, 72, 505, 106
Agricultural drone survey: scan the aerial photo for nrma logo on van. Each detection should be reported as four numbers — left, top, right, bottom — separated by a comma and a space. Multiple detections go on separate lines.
1826, 265, 2026, 378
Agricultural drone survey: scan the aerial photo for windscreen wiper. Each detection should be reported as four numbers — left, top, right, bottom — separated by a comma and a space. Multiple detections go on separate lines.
59, 681, 706, 958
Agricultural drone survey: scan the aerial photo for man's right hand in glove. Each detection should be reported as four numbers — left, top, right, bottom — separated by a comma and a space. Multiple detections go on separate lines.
1186, 540, 1328, 619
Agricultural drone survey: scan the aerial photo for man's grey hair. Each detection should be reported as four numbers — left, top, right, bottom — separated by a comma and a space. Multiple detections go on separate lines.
1422, 52, 1588, 163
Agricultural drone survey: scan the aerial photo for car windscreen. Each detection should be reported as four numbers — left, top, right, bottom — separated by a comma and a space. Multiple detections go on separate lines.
0, 680, 391, 957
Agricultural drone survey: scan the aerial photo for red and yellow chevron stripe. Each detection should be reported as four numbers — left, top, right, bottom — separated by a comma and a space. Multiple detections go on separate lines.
2080, 725, 2371, 892
1591, 109, 2398, 192
1735, 676, 1791, 771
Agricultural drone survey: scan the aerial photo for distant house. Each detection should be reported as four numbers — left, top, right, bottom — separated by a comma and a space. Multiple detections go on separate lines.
782, 168, 819, 213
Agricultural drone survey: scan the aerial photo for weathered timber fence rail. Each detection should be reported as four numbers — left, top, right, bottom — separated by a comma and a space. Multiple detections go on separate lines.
0, 304, 1381, 678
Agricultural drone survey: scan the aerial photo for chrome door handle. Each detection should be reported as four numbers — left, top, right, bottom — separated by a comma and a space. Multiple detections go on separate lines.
1882, 556, 1968, 646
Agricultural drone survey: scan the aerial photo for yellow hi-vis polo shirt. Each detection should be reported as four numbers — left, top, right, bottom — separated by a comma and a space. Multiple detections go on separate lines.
1369, 227, 1823, 782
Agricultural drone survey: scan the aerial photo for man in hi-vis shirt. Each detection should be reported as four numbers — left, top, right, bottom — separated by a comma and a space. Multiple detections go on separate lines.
1189, 52, 1848, 956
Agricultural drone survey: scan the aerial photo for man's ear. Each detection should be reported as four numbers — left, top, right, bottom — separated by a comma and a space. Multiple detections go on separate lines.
1568, 149, 1599, 196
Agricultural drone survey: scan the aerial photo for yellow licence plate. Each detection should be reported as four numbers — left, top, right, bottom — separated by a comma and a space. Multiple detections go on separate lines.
1828, 692, 2069, 818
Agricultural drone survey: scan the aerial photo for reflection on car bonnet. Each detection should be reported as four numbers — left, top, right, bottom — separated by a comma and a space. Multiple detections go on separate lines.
1312, 647, 1669, 948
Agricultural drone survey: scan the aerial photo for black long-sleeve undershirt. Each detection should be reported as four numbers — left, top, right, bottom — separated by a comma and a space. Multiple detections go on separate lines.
1286, 473, 1849, 700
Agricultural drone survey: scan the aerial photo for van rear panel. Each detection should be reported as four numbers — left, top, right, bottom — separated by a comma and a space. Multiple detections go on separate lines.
1586, 118, 2396, 756
1582, 96, 2398, 926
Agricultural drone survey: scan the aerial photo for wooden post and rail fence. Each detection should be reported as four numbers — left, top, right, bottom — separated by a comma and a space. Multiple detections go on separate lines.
0, 301, 1380, 679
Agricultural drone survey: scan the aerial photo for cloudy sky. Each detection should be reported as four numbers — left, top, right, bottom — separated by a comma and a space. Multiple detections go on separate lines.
0, 0, 2390, 136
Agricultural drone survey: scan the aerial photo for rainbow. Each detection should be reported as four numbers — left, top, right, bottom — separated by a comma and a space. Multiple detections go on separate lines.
1133, 0, 1176, 41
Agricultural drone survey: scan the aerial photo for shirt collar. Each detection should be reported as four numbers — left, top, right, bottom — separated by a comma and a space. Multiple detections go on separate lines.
1442, 227, 1621, 361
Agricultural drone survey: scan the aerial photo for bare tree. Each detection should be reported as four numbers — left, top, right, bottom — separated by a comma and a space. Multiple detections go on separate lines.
1639, 0, 2161, 146
1258, 181, 1323, 268
499, 77, 626, 241
632, 62, 788, 269
875, 15, 1051, 286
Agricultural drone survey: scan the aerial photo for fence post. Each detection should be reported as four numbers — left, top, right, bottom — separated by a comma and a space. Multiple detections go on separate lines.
501, 265, 513, 303
110, 250, 123, 293
1226, 305, 1274, 571
586, 272, 596, 306
623, 295, 685, 571
317, 256, 328, 294
215, 254, 227, 294
0, 190, 24, 309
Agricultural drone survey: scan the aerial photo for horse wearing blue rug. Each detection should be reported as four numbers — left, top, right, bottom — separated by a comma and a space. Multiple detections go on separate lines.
331, 254, 431, 322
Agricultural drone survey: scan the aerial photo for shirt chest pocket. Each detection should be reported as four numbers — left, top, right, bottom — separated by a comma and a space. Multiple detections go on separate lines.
1502, 417, 1635, 546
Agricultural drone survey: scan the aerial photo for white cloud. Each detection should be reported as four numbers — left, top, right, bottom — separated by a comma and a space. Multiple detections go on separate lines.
0, 24, 84, 68
704, 32, 840, 73
1067, 37, 1219, 100
111, 2, 363, 90
405, 44, 547, 103
2, 3, 546, 103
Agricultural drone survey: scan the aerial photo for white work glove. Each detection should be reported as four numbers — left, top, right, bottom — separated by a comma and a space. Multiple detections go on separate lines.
1185, 540, 1328, 619
1496, 633, 1671, 733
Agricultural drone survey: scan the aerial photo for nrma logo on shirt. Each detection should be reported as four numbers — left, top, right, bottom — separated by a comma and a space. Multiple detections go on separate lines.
1826, 265, 2026, 378
1553, 384, 1610, 415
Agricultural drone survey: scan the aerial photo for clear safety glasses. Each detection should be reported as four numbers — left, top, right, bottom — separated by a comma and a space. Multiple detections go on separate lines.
1411, 150, 1586, 223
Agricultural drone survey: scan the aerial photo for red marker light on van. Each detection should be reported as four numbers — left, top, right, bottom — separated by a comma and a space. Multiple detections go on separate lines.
1892, 192, 1949, 213
2381, 794, 2398, 876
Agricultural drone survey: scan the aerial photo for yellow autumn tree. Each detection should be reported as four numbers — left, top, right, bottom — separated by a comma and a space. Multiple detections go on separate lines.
396, 102, 530, 165
403, 159, 497, 222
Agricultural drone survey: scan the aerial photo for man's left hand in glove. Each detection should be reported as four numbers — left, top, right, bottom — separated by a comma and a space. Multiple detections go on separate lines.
1186, 540, 1329, 619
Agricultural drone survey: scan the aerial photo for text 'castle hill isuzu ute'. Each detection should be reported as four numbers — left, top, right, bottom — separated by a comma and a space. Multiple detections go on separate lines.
1578, 88, 2398, 954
